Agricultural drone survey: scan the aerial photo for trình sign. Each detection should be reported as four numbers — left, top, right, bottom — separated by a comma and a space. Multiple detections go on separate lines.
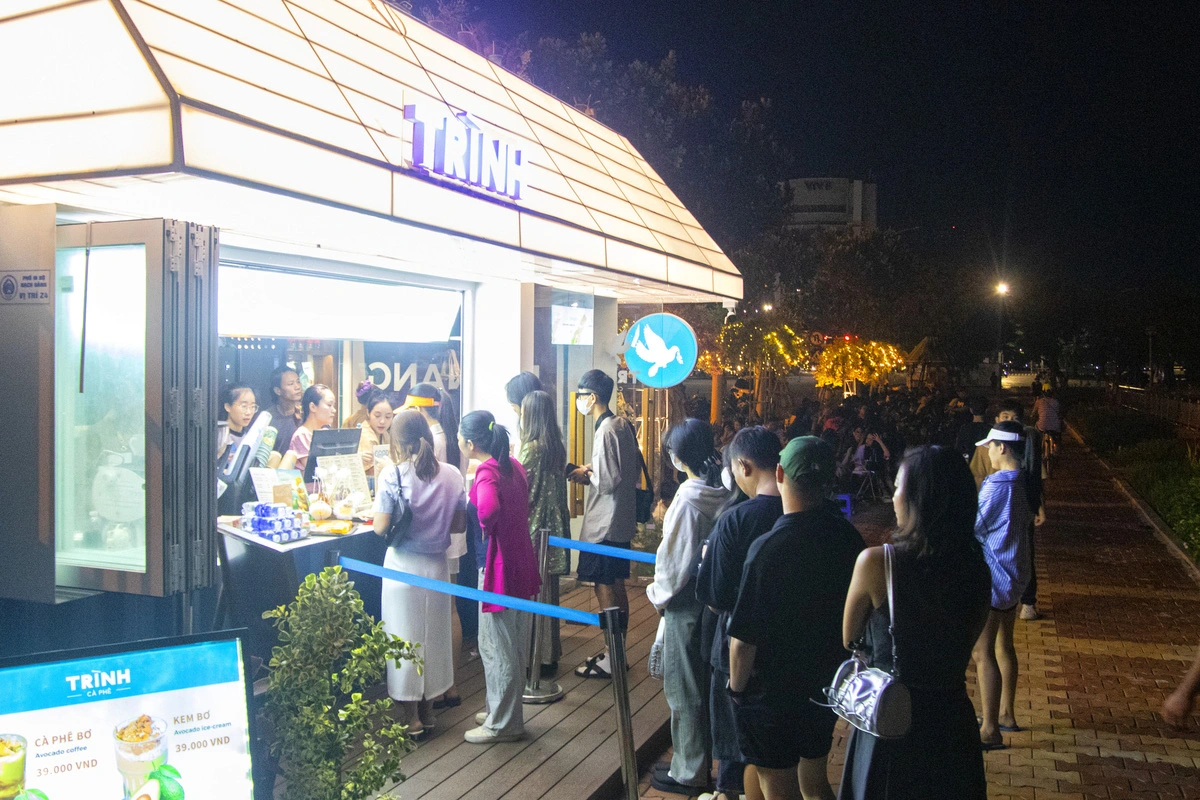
404, 104, 526, 201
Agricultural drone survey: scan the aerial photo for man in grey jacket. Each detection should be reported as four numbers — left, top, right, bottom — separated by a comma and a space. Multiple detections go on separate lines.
570, 369, 639, 679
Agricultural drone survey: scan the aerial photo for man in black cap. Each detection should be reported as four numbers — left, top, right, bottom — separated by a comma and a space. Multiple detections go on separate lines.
728, 436, 864, 800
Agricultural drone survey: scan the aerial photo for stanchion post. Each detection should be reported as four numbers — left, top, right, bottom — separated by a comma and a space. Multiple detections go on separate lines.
601, 606, 639, 800
524, 528, 563, 704
325, 549, 342, 569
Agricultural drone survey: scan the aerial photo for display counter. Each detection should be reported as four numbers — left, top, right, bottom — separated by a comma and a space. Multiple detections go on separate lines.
216, 522, 387, 663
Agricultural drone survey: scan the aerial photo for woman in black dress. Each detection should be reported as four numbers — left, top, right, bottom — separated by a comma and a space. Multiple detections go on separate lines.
839, 445, 992, 800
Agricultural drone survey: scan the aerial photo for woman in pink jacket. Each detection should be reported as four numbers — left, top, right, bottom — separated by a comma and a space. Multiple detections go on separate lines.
458, 410, 540, 743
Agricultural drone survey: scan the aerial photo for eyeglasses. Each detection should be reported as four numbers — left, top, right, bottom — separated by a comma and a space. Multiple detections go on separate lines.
576, 391, 595, 397
234, 402, 258, 411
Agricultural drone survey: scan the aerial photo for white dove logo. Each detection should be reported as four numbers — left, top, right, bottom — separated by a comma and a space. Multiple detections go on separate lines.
631, 324, 683, 377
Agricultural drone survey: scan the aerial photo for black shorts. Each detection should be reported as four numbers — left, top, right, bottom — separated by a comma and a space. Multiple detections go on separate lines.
576, 540, 631, 585
735, 693, 837, 769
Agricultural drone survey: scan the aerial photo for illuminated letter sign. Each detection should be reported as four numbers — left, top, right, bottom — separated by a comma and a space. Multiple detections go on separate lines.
403, 105, 525, 201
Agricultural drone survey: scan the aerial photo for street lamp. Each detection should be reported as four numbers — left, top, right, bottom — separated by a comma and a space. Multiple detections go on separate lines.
761, 303, 773, 312
995, 283, 1008, 382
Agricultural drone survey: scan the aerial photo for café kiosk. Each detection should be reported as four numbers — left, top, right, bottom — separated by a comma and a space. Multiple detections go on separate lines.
0, 0, 743, 660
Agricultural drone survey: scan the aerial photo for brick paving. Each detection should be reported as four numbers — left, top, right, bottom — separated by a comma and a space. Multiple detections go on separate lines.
636, 435, 1200, 799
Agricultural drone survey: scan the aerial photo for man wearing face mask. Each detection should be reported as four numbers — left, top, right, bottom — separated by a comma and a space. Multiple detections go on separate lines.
570, 369, 639, 680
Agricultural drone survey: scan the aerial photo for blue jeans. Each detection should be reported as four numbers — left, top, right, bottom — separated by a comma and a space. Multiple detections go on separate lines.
664, 588, 711, 786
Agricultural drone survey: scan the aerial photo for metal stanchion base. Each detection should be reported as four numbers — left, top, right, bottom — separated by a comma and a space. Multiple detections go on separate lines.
522, 681, 564, 704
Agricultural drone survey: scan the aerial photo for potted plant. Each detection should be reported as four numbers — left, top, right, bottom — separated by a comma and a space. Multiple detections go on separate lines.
262, 566, 421, 800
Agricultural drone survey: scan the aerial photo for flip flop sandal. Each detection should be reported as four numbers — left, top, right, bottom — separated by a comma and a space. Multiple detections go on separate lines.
574, 655, 613, 679
980, 740, 1008, 751
999, 724, 1023, 732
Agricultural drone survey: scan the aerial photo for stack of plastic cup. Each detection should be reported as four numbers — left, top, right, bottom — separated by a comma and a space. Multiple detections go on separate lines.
240, 502, 308, 543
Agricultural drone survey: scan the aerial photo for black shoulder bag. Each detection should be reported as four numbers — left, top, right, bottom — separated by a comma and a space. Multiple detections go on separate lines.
385, 463, 414, 547
635, 445, 655, 524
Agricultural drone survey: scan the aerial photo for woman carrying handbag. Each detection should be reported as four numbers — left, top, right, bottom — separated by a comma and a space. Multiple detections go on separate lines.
839, 446, 991, 800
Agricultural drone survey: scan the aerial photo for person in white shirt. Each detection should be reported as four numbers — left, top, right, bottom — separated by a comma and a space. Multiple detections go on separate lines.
402, 382, 471, 708
647, 418, 729, 795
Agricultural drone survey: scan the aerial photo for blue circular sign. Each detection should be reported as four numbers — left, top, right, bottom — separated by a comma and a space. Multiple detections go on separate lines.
623, 313, 698, 389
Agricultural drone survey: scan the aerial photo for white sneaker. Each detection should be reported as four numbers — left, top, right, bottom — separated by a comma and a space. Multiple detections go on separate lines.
1019, 604, 1040, 621
475, 711, 488, 725
464, 725, 524, 743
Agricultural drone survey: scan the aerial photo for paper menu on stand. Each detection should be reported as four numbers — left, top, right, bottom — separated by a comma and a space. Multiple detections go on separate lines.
314, 453, 371, 499
248, 468, 303, 503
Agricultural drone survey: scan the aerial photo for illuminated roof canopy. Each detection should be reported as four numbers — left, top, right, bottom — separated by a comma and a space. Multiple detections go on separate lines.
0, 0, 741, 300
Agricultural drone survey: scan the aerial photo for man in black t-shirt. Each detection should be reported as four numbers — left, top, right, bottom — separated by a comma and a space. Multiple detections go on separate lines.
691, 427, 784, 800
728, 436, 865, 800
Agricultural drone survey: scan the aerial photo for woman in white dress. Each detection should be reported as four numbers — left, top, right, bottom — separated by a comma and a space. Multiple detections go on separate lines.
373, 409, 467, 737
403, 382, 471, 706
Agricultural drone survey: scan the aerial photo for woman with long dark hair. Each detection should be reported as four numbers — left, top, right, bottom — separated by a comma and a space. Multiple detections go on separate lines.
839, 446, 991, 799
372, 410, 466, 738
518, 390, 571, 674
289, 384, 335, 471
404, 382, 464, 475
458, 410, 539, 744
648, 418, 729, 795
355, 388, 394, 477
403, 382, 472, 706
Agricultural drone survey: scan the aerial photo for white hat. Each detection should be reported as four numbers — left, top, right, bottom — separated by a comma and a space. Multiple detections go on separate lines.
976, 427, 1023, 447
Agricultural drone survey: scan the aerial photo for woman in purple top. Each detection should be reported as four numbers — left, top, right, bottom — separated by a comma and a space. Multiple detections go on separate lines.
459, 410, 539, 744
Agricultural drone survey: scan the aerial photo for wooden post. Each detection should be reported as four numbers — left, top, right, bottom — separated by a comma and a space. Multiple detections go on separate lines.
709, 370, 723, 424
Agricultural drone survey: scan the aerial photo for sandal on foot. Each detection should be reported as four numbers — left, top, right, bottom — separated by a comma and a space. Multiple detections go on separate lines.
574, 654, 612, 679
980, 740, 1008, 751
432, 695, 462, 709
998, 723, 1023, 732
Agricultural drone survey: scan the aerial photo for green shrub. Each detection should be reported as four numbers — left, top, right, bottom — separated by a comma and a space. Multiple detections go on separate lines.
1071, 404, 1175, 454
1071, 404, 1200, 560
262, 567, 421, 800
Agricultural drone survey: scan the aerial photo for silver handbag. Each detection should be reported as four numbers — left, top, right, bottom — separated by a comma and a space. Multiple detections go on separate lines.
819, 544, 912, 739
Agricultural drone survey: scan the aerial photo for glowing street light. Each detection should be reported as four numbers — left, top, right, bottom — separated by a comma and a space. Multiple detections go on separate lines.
762, 303, 773, 312
996, 282, 1009, 296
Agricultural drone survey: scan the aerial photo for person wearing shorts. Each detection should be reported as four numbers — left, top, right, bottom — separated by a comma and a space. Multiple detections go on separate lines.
971, 420, 1033, 750
570, 369, 639, 680
728, 436, 864, 799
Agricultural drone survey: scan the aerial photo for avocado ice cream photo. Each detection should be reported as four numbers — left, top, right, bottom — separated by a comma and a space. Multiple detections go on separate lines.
113, 716, 172, 800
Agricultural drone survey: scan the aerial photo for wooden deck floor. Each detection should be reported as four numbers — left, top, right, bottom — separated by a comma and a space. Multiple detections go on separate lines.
377, 582, 669, 800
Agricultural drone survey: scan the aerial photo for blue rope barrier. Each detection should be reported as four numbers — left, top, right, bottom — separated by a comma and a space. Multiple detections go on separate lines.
339, 557, 602, 627
548, 536, 657, 564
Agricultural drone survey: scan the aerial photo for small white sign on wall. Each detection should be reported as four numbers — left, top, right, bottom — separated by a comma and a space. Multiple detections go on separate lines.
0, 268, 50, 305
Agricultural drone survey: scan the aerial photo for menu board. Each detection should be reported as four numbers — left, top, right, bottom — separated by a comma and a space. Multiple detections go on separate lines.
0, 638, 253, 800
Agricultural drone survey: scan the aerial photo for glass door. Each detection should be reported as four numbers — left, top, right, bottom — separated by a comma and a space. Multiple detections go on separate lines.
51, 219, 218, 598
54, 243, 150, 574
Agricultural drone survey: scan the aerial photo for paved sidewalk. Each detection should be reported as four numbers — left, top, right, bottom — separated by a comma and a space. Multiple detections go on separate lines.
638, 435, 1200, 799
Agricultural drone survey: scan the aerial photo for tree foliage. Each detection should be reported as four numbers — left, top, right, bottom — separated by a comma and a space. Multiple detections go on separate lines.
814, 338, 905, 388
262, 567, 421, 800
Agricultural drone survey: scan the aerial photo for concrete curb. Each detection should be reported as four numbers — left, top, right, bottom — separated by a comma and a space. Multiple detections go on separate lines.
1066, 423, 1200, 587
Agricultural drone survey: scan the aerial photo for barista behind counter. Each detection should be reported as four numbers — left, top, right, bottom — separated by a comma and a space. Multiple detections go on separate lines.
269, 364, 304, 455
290, 383, 337, 472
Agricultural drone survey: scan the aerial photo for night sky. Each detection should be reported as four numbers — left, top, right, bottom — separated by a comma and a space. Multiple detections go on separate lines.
472, 0, 1198, 286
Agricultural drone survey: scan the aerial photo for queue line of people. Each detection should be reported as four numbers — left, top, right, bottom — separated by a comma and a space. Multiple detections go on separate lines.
638, 412, 1051, 799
